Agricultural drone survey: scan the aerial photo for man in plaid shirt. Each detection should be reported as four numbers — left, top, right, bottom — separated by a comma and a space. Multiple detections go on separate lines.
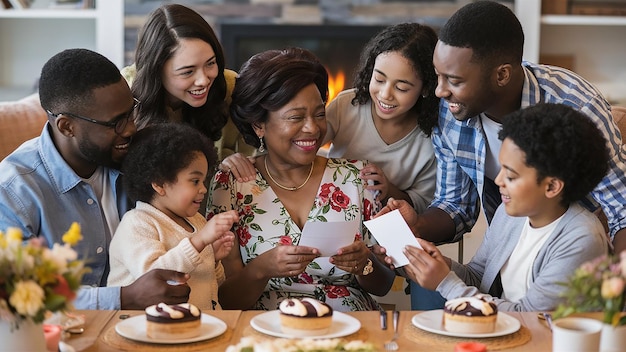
378, 1, 626, 309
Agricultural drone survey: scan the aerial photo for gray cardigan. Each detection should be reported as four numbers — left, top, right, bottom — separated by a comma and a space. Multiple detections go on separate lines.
437, 203, 609, 312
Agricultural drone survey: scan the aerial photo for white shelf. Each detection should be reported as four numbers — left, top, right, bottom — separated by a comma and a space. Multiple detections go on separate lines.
0, 0, 123, 101
542, 15, 626, 26
0, 9, 98, 19
516, 0, 626, 105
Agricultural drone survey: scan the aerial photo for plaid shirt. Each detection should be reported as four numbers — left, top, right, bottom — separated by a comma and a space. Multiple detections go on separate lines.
431, 61, 626, 243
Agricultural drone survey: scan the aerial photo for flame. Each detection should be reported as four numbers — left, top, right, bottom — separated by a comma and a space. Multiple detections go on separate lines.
327, 69, 345, 105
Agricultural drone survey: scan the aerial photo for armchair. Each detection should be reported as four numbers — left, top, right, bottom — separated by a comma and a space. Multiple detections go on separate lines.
0, 94, 47, 160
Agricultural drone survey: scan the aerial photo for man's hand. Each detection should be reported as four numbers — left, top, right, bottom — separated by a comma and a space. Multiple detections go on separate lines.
375, 197, 420, 235
120, 269, 191, 310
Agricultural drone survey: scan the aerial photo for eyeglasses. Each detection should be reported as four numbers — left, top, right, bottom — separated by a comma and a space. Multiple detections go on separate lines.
46, 98, 140, 135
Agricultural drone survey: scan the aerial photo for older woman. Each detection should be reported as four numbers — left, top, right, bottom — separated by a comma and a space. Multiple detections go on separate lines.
207, 48, 395, 312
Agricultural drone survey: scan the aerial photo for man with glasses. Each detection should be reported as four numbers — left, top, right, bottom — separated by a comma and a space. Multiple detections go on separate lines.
46, 98, 140, 137
0, 49, 190, 310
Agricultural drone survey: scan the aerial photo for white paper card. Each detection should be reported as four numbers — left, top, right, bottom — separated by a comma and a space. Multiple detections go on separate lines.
298, 221, 358, 257
363, 209, 422, 267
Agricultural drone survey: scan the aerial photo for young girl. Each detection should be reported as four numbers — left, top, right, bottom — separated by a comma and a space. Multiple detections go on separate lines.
123, 3, 255, 160
325, 22, 439, 211
222, 23, 439, 212
107, 122, 238, 310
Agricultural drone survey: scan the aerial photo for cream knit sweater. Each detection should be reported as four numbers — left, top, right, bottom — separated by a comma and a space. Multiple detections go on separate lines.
108, 201, 224, 310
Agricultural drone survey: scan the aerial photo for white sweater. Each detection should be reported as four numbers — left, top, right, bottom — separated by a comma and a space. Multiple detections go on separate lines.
108, 201, 224, 310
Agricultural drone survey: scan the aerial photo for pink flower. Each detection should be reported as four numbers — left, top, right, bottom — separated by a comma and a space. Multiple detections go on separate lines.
318, 183, 335, 206
330, 188, 350, 212
557, 252, 626, 326
278, 236, 292, 246
602, 277, 625, 300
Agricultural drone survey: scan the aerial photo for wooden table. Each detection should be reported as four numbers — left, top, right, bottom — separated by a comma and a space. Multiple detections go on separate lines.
68, 310, 555, 351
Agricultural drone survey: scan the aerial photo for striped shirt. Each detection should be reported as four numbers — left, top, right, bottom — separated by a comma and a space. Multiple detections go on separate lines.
431, 61, 626, 243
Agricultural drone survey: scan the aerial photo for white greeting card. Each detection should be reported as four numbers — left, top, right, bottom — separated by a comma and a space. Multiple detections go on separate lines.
298, 220, 358, 257
364, 209, 422, 267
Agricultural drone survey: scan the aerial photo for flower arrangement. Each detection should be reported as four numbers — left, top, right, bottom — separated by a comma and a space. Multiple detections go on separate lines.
225, 336, 377, 352
0, 223, 88, 330
554, 250, 626, 326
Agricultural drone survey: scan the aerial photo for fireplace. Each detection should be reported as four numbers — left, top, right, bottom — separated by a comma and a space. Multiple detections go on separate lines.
220, 23, 387, 97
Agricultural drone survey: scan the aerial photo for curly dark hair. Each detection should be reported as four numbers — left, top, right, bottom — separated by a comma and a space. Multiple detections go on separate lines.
352, 23, 439, 136
230, 47, 329, 148
39, 48, 122, 114
132, 4, 227, 141
122, 122, 217, 204
499, 103, 609, 207
439, 1, 523, 70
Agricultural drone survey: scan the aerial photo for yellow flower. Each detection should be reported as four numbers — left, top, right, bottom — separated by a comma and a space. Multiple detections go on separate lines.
0, 230, 5, 248
9, 280, 45, 317
62, 222, 83, 246
6, 227, 23, 243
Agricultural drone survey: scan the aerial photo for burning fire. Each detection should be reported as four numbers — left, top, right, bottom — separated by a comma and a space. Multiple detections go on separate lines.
327, 69, 345, 105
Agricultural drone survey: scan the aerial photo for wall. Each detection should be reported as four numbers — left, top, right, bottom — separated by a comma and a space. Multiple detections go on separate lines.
124, 0, 516, 67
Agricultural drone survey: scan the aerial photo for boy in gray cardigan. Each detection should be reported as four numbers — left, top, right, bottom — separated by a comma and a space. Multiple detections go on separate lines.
397, 103, 610, 311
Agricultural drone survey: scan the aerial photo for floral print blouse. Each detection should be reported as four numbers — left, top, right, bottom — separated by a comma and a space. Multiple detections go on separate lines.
207, 158, 381, 312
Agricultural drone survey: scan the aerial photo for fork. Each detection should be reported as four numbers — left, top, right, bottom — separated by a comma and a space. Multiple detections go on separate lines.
384, 310, 399, 351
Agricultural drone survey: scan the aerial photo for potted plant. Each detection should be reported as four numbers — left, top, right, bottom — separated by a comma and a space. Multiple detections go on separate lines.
555, 251, 626, 351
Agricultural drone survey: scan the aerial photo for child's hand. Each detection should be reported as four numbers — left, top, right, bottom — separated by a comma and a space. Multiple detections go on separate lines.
402, 238, 451, 290
212, 232, 235, 261
360, 163, 388, 201
192, 210, 239, 252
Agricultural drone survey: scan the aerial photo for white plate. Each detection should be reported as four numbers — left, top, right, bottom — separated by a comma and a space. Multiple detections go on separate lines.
115, 313, 227, 344
412, 310, 521, 338
250, 310, 361, 339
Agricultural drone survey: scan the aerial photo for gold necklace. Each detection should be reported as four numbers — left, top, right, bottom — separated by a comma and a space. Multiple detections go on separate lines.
264, 157, 314, 191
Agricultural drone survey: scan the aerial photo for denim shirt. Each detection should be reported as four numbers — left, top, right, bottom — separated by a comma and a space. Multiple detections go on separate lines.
0, 123, 130, 309
431, 61, 626, 242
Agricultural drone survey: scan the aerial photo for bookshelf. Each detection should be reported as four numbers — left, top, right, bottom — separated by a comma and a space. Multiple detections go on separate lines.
515, 0, 626, 105
0, 0, 123, 100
